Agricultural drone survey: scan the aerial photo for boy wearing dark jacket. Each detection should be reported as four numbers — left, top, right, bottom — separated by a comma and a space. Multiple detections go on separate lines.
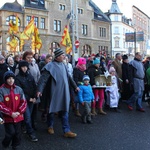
15, 60, 38, 142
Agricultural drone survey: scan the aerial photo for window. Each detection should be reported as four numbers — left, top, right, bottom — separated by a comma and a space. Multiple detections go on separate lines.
114, 15, 118, 21
34, 17, 38, 27
30, 0, 38, 5
40, 18, 45, 29
78, 8, 83, 14
6, 15, 20, 26
82, 24, 88, 35
114, 27, 119, 34
100, 27, 106, 37
54, 20, 61, 32
115, 40, 119, 48
50, 42, 60, 54
26, 16, 31, 24
82, 44, 91, 56
59, 4, 65, 10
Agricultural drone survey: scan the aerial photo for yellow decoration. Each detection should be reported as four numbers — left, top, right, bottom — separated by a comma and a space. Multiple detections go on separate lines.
5, 97, 10, 102
15, 96, 18, 100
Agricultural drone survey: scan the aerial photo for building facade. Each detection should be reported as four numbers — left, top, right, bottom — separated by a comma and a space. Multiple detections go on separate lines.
106, 0, 134, 57
0, 0, 111, 59
132, 5, 150, 55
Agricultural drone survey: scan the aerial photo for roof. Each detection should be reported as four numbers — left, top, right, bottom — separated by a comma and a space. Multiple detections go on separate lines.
0, 0, 23, 13
89, 0, 110, 22
109, 0, 122, 14
25, 0, 46, 10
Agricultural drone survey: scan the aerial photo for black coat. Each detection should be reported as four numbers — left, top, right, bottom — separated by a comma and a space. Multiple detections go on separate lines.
122, 62, 133, 100
87, 65, 103, 86
73, 67, 87, 85
0, 63, 9, 86
15, 71, 37, 101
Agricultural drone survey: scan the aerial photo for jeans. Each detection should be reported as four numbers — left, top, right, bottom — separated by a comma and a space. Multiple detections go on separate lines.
47, 111, 70, 133
127, 90, 143, 109
24, 102, 34, 134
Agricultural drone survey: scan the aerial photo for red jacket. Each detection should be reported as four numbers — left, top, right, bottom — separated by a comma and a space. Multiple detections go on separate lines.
0, 83, 27, 123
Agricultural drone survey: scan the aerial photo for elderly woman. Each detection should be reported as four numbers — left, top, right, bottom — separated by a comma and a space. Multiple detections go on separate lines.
7, 56, 15, 73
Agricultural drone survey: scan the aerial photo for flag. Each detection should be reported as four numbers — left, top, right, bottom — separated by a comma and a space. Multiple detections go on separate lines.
8, 15, 19, 35
24, 16, 35, 38
20, 39, 24, 51
31, 35, 35, 50
7, 37, 18, 51
34, 26, 42, 50
60, 25, 72, 54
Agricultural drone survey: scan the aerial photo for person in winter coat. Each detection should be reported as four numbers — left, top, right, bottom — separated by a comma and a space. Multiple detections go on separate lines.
122, 55, 133, 100
0, 70, 27, 149
37, 48, 79, 138
78, 75, 94, 124
88, 58, 106, 115
73, 57, 87, 117
15, 60, 38, 142
7, 56, 16, 73
127, 52, 145, 112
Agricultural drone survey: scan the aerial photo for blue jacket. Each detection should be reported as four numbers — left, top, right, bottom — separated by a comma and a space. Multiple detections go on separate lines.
78, 84, 94, 103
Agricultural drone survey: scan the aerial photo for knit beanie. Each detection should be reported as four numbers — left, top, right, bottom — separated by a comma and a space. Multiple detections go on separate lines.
40, 54, 46, 61
122, 55, 128, 60
54, 48, 64, 58
19, 60, 29, 70
77, 57, 86, 65
83, 75, 90, 81
93, 58, 100, 65
109, 67, 116, 73
3, 70, 15, 82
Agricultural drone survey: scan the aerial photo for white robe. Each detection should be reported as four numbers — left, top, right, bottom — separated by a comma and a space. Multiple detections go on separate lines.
105, 75, 119, 108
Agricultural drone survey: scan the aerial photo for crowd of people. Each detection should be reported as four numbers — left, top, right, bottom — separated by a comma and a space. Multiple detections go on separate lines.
0, 49, 149, 150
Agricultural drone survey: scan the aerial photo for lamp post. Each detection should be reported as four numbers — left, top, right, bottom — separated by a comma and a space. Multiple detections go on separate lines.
134, 29, 136, 54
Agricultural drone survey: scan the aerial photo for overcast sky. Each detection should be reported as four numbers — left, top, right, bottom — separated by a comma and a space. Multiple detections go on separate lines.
1, 0, 150, 18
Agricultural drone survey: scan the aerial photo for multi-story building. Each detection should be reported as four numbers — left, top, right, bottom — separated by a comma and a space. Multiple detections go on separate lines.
106, 0, 134, 56
132, 5, 150, 55
0, 0, 111, 59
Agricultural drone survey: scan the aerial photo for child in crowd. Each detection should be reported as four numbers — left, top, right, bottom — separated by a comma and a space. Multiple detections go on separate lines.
78, 75, 94, 124
15, 60, 38, 142
0, 70, 27, 149
105, 67, 120, 112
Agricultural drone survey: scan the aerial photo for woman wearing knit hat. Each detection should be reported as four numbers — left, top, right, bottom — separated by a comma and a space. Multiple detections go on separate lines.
73, 57, 87, 117
88, 57, 106, 115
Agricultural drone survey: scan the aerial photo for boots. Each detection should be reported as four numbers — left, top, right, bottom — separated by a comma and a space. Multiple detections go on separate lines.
91, 108, 97, 115
98, 108, 107, 115
75, 109, 81, 117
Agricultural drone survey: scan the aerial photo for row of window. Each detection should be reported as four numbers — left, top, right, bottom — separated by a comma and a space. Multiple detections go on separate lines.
26, 16, 45, 29
59, 4, 83, 14
6, 15, 107, 37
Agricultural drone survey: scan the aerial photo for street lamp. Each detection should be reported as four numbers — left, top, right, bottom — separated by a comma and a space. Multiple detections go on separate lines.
134, 29, 136, 54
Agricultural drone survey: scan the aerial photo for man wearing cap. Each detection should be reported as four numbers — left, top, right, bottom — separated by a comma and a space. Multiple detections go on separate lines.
37, 48, 79, 138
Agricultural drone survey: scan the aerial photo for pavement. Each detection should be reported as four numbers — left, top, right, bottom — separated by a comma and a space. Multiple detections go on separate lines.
1, 101, 150, 150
